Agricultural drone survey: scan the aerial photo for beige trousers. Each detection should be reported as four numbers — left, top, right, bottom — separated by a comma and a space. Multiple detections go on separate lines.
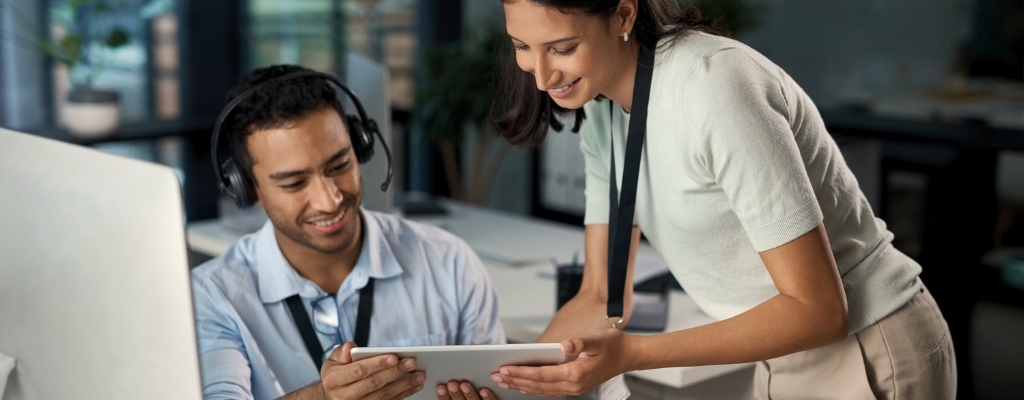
753, 286, 956, 400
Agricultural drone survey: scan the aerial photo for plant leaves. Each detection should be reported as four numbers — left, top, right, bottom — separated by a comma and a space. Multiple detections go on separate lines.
415, 25, 505, 145
58, 34, 83, 62
105, 28, 129, 47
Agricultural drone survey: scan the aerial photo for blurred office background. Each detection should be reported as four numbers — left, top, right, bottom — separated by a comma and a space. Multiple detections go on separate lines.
2, 0, 1023, 399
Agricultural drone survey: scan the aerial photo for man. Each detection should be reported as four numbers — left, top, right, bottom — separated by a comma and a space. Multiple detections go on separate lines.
192, 64, 505, 400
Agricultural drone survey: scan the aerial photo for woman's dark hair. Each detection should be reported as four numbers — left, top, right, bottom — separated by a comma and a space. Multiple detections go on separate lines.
489, 0, 726, 148
221, 64, 348, 185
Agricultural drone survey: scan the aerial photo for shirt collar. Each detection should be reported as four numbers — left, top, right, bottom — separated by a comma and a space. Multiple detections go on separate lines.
254, 207, 403, 304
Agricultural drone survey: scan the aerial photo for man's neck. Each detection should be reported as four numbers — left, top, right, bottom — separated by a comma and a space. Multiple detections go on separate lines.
276, 214, 364, 294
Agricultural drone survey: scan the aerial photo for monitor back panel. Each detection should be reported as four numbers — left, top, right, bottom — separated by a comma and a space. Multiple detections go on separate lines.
0, 129, 202, 400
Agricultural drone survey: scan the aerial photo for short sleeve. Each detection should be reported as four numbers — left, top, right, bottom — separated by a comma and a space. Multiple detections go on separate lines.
453, 239, 507, 345
687, 48, 822, 251
192, 278, 254, 400
580, 100, 612, 226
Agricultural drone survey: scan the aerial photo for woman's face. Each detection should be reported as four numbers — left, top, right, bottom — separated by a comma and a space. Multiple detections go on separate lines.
503, 1, 632, 110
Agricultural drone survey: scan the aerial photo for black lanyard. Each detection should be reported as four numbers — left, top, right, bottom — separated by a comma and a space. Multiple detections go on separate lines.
607, 45, 655, 322
285, 278, 375, 370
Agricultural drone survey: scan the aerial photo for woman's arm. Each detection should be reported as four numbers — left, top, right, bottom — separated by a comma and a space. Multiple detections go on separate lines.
493, 223, 848, 396
536, 224, 642, 343
629, 222, 848, 369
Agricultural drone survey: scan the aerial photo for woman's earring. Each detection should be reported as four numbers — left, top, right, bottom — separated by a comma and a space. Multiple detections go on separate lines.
623, 32, 629, 42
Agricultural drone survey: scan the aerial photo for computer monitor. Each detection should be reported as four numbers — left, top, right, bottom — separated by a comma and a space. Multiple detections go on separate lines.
0, 128, 202, 400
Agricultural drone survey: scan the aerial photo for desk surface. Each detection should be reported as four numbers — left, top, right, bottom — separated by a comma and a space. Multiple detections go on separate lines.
186, 200, 753, 389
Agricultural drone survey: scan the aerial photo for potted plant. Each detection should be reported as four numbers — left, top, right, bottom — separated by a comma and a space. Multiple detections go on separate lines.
2, 0, 132, 138
417, 25, 508, 205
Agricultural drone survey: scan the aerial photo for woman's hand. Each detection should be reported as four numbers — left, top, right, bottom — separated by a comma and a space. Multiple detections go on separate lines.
435, 380, 498, 400
490, 329, 635, 397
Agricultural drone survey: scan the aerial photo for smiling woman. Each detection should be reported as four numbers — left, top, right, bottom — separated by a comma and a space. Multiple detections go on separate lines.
480, 0, 957, 399
489, 0, 722, 147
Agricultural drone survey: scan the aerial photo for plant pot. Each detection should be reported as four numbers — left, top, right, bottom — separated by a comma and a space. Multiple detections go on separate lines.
62, 88, 121, 139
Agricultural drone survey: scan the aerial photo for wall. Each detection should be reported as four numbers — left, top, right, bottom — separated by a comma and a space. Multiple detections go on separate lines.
739, 0, 975, 109
538, 0, 977, 216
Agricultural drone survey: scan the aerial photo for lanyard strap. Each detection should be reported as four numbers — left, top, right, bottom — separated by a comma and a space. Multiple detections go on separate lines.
285, 278, 375, 370
607, 46, 655, 321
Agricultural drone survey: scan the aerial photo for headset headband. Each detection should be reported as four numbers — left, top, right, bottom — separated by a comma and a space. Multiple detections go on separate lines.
210, 69, 392, 196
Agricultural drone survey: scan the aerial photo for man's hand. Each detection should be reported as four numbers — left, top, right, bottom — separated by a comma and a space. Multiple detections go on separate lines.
320, 342, 426, 400
435, 380, 498, 400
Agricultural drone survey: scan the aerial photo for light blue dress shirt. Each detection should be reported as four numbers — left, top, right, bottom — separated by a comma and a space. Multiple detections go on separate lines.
191, 209, 506, 400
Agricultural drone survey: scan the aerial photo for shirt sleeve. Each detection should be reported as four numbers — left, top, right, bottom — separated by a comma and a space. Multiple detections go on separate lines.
452, 239, 507, 345
687, 48, 823, 251
580, 100, 612, 226
192, 278, 255, 400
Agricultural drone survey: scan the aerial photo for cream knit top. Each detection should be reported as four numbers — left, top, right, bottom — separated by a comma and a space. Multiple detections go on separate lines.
580, 32, 922, 334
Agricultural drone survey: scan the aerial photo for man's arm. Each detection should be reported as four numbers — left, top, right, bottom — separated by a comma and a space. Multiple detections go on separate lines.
195, 280, 424, 400
192, 279, 257, 400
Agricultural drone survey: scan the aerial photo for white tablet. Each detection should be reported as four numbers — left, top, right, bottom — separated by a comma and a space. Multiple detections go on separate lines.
351, 343, 566, 400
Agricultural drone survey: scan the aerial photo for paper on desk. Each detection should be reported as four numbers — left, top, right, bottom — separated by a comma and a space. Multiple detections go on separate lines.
0, 351, 14, 398
537, 248, 671, 284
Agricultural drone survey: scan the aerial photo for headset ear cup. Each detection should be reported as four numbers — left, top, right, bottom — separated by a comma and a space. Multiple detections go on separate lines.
222, 159, 257, 209
348, 115, 374, 163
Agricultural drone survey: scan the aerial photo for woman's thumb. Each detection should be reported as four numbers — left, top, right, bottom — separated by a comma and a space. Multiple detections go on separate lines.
561, 337, 586, 356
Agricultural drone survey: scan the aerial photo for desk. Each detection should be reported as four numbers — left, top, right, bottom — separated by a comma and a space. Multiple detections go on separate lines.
187, 200, 755, 398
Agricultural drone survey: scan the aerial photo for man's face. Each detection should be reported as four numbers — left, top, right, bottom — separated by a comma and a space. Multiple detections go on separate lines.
247, 106, 363, 254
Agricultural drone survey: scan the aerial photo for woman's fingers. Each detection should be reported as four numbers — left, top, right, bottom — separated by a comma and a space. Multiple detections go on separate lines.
495, 365, 571, 383
492, 367, 590, 397
522, 384, 587, 398
493, 374, 539, 391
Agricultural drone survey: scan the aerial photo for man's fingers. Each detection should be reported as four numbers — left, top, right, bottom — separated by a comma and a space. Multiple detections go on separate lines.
458, 381, 482, 400
327, 342, 358, 365
364, 371, 426, 400
351, 358, 418, 394
395, 382, 426, 400
479, 387, 497, 400
325, 354, 403, 389
444, 380, 466, 400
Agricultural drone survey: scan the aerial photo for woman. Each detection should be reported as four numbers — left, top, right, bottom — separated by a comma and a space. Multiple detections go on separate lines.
479, 0, 955, 399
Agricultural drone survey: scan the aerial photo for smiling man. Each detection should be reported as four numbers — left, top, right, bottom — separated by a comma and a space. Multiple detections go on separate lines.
191, 65, 505, 400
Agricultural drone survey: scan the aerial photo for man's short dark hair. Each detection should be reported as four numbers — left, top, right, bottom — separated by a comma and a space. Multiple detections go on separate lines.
221, 64, 347, 185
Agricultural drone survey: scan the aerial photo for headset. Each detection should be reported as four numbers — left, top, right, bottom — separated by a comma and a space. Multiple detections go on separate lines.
210, 69, 393, 209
